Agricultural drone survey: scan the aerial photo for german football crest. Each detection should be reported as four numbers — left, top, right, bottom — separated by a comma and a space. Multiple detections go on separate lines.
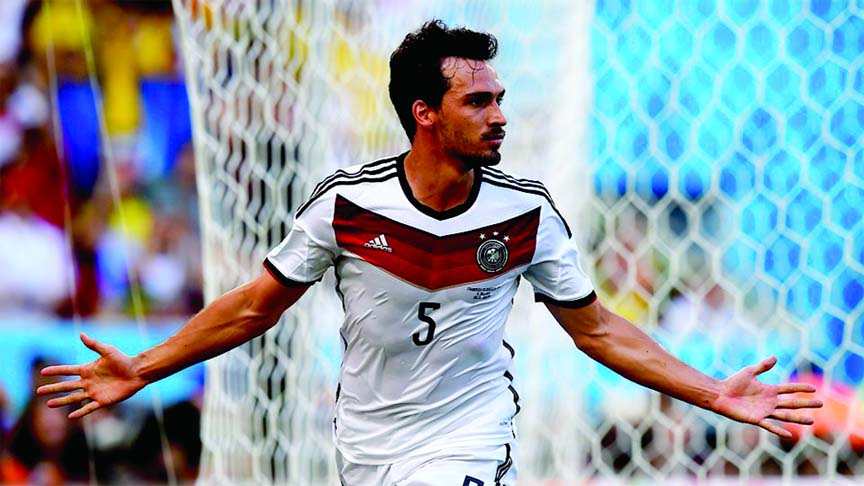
476, 235, 509, 273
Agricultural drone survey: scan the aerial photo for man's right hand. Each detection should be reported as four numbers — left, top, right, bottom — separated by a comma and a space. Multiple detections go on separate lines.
36, 332, 147, 419
36, 271, 309, 420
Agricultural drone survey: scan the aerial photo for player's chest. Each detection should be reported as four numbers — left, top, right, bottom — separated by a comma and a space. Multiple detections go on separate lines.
331, 194, 540, 291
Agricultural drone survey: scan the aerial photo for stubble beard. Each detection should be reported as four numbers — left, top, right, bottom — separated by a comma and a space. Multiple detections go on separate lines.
439, 125, 503, 169
446, 141, 502, 169
462, 150, 501, 168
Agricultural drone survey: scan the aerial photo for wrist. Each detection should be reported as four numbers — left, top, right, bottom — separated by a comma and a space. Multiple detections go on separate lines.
704, 377, 725, 413
131, 353, 154, 388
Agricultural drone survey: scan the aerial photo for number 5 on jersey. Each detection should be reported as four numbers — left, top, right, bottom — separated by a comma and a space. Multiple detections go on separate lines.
414, 302, 440, 346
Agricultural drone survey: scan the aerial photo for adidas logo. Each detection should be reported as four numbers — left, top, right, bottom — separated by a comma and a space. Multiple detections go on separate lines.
364, 234, 393, 253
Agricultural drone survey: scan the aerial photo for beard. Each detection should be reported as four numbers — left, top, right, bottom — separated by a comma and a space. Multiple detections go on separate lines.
461, 150, 502, 168
444, 131, 505, 168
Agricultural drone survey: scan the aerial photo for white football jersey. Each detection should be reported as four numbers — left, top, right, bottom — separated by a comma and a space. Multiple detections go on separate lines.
265, 152, 596, 464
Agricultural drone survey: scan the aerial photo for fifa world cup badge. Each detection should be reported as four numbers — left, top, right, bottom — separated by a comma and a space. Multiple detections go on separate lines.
476, 232, 509, 273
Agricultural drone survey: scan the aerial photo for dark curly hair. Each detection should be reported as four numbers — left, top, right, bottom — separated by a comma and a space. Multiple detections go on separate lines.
389, 20, 499, 141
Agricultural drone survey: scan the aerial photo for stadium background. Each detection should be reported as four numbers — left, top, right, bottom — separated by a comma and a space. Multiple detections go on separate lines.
0, 0, 862, 483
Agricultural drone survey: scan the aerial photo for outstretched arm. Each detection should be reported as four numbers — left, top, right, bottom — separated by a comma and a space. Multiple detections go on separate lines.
37, 272, 310, 419
546, 299, 822, 438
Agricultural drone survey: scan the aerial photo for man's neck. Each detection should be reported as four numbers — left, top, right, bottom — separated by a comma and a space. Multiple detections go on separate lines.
403, 143, 475, 213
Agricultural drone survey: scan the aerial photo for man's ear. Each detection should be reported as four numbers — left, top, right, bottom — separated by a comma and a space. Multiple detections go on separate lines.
412, 100, 436, 131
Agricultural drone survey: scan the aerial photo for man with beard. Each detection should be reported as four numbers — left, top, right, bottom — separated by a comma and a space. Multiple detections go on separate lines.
39, 20, 821, 485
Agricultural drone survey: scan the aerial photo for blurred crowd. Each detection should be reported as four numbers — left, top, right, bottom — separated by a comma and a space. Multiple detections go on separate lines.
0, 0, 202, 321
1, 356, 202, 485
1, 0, 203, 483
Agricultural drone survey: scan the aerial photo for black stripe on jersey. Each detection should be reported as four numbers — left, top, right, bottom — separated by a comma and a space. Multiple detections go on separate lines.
263, 258, 318, 287
482, 169, 566, 226
480, 176, 573, 238
295, 170, 398, 217
495, 443, 513, 485
336, 331, 347, 404
296, 156, 399, 216
307, 155, 398, 201
334, 263, 347, 312
535, 290, 598, 309
502, 340, 515, 358
483, 167, 552, 198
483, 168, 561, 223
504, 370, 521, 416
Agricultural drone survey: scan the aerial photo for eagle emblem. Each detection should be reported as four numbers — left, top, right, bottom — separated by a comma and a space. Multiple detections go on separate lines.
476, 238, 509, 273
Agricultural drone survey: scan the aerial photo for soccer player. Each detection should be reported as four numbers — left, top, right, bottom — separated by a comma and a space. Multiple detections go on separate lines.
38, 20, 822, 486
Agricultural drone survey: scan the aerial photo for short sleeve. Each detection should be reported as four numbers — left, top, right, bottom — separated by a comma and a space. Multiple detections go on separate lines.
264, 194, 337, 286
523, 203, 596, 308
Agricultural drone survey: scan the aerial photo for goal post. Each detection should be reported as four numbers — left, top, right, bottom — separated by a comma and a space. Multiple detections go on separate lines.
173, 0, 863, 483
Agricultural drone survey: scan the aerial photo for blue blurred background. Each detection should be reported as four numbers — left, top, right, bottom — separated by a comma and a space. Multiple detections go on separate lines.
590, 0, 863, 383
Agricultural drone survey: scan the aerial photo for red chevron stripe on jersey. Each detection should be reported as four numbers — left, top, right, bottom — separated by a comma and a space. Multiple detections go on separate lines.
333, 195, 540, 290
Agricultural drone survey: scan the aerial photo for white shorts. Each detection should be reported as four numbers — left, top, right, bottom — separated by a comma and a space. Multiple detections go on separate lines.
336, 442, 517, 486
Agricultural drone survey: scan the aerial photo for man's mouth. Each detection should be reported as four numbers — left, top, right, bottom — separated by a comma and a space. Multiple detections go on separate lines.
484, 131, 506, 141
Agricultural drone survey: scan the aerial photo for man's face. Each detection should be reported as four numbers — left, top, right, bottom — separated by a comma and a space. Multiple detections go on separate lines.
433, 57, 507, 167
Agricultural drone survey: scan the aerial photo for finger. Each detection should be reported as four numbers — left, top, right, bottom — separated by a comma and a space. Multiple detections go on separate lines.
46, 391, 89, 408
36, 380, 83, 396
752, 355, 778, 376
777, 398, 823, 410
777, 383, 817, 394
41, 365, 82, 377
769, 411, 815, 425
81, 332, 113, 356
758, 419, 792, 438
69, 400, 101, 420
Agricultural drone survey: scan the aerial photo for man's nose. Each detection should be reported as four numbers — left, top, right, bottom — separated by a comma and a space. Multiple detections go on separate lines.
489, 102, 507, 126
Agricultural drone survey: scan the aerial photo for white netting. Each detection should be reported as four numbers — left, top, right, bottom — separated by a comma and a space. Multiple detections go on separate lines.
173, 0, 591, 483
173, 0, 863, 484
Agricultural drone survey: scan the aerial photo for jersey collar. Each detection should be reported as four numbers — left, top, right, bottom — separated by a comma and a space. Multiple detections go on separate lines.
396, 151, 483, 220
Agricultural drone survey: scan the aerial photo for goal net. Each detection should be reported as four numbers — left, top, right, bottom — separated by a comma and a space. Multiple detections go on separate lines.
173, 0, 863, 483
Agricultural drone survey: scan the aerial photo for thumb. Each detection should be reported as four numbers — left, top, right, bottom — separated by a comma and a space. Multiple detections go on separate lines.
752, 355, 778, 376
80, 332, 113, 357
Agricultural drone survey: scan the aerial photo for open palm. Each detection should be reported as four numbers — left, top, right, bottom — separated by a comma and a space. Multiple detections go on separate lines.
36, 333, 146, 419
713, 356, 822, 438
